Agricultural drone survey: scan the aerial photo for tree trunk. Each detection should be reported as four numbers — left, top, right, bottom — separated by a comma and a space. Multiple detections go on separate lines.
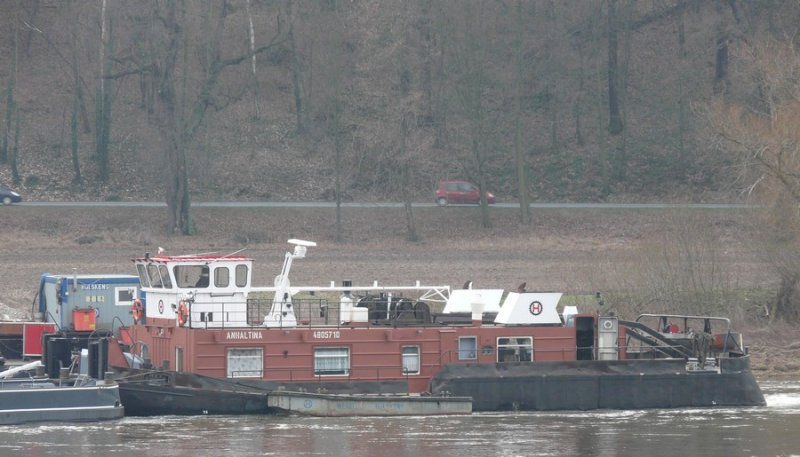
475, 136, 491, 229
71, 90, 82, 185
714, 0, 730, 96
433, 24, 448, 149
1, 16, 17, 164
513, 0, 529, 224
612, 0, 633, 183
574, 44, 585, 147
155, 0, 192, 235
606, 0, 624, 135
418, 0, 434, 127
403, 166, 418, 242
11, 107, 20, 185
676, 2, 688, 167
334, 128, 343, 243
22, 0, 40, 57
329, 93, 344, 243
400, 113, 418, 241
95, 0, 112, 182
245, 0, 261, 119
69, 1, 83, 185
287, 0, 305, 133
773, 273, 800, 323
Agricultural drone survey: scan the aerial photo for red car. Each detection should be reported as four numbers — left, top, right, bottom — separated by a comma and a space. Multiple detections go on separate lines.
435, 180, 495, 206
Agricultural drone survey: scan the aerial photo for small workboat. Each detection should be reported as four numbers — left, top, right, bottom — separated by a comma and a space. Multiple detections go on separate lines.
115, 369, 272, 416
0, 361, 124, 425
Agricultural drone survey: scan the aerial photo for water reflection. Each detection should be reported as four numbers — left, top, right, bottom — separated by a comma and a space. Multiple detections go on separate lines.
1, 381, 798, 457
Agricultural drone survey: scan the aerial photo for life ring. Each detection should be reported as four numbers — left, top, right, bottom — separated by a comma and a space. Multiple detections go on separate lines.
132, 299, 144, 324
177, 301, 189, 327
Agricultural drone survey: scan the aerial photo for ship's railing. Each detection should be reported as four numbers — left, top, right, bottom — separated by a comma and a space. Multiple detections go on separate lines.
634, 313, 731, 333
626, 315, 742, 357
432, 342, 703, 365
186, 298, 437, 329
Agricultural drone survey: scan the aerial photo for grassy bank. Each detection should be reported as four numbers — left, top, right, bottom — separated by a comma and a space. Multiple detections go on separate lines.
0, 204, 795, 376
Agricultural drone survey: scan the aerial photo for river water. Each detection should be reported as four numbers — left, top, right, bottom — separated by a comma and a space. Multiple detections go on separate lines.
3, 381, 798, 457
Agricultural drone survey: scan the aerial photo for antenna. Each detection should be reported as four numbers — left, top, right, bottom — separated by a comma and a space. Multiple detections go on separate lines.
222, 248, 247, 258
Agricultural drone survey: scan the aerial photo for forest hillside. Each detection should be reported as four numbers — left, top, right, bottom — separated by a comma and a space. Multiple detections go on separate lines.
1, 0, 796, 205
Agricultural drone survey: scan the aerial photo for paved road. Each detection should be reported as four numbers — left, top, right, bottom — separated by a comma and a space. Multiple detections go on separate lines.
14, 201, 754, 209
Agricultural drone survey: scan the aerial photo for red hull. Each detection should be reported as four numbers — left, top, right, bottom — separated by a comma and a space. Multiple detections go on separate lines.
115, 318, 611, 394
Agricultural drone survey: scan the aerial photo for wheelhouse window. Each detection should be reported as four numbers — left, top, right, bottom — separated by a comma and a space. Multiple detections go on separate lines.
136, 264, 150, 287
235, 264, 248, 287
159, 265, 173, 288
458, 336, 477, 360
215, 267, 230, 288
227, 348, 263, 378
173, 265, 209, 288
497, 337, 533, 362
314, 347, 350, 376
402, 346, 420, 375
146, 264, 165, 288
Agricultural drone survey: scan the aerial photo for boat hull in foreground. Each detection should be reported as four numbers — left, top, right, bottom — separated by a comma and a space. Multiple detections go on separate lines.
0, 379, 123, 425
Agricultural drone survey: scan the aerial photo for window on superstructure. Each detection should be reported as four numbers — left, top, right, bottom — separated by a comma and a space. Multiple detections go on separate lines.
136, 264, 150, 287
314, 347, 350, 376
235, 265, 248, 287
226, 348, 263, 378
215, 267, 230, 288
458, 337, 477, 360
497, 337, 533, 362
146, 264, 163, 288
173, 265, 208, 288
402, 346, 420, 375
158, 265, 173, 288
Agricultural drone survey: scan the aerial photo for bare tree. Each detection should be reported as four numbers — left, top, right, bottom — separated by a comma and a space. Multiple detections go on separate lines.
400, 113, 418, 242
309, 4, 355, 242
675, 1, 689, 164
10, 107, 20, 185
709, 38, 800, 321
713, 0, 730, 96
511, 0, 530, 224
95, 0, 112, 182
329, 94, 345, 242
448, 1, 494, 228
113, 0, 284, 234
606, 0, 624, 136
245, 0, 261, 119
1, 13, 18, 164
68, 0, 83, 184
286, 0, 305, 133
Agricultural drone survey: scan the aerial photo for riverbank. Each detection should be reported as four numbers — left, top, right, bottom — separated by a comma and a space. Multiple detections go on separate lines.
0, 204, 795, 377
